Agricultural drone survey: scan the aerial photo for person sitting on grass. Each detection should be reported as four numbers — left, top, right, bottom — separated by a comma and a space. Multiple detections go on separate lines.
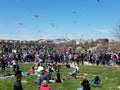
68, 64, 79, 79
46, 71, 52, 83
90, 75, 101, 86
81, 78, 90, 90
29, 66, 34, 74
37, 65, 45, 72
34, 72, 47, 85
39, 80, 51, 90
77, 78, 90, 90
65, 62, 70, 68
54, 72, 63, 83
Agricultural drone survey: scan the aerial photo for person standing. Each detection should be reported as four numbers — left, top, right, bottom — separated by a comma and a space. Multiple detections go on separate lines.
13, 74, 23, 90
15, 65, 22, 77
12, 59, 17, 71
1, 58, 5, 71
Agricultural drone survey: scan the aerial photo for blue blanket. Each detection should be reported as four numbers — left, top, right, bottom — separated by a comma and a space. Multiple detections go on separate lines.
22, 72, 38, 76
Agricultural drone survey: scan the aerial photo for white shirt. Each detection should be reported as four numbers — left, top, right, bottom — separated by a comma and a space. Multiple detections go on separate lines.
38, 66, 44, 72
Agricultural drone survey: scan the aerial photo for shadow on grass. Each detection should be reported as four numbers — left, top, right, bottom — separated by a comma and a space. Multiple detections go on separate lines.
91, 84, 103, 88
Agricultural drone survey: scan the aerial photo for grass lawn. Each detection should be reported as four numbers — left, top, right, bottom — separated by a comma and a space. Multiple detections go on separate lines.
0, 63, 120, 90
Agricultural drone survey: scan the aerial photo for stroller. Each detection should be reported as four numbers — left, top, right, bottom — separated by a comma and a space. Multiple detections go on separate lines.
90, 75, 101, 86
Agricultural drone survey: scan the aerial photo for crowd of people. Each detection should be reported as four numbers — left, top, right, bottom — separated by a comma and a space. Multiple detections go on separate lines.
0, 42, 119, 90
0, 42, 120, 70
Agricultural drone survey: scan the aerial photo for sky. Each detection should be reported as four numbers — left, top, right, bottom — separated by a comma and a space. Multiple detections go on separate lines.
0, 0, 120, 40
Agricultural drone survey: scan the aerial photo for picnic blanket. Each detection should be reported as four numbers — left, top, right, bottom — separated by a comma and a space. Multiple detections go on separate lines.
0, 73, 15, 79
22, 72, 38, 76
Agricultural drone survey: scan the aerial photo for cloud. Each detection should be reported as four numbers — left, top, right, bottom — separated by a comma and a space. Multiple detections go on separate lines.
95, 29, 110, 34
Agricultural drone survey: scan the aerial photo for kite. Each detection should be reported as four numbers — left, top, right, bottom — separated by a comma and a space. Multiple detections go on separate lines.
19, 22, 24, 27
81, 34, 83, 37
97, 0, 100, 2
73, 11, 76, 15
50, 23, 55, 28
19, 22, 23, 26
9, 32, 12, 34
34, 15, 39, 18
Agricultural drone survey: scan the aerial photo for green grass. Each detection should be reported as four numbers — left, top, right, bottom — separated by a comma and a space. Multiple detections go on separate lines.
0, 64, 120, 90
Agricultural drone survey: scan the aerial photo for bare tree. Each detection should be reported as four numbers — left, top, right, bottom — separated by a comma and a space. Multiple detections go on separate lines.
113, 25, 120, 40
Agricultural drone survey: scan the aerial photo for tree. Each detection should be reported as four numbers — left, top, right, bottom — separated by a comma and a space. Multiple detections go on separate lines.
113, 25, 120, 40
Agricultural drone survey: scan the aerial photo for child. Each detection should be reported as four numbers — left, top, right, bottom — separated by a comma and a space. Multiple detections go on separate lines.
29, 66, 34, 74
39, 80, 51, 90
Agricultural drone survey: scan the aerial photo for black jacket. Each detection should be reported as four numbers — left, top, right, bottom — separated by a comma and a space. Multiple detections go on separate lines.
14, 80, 23, 90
